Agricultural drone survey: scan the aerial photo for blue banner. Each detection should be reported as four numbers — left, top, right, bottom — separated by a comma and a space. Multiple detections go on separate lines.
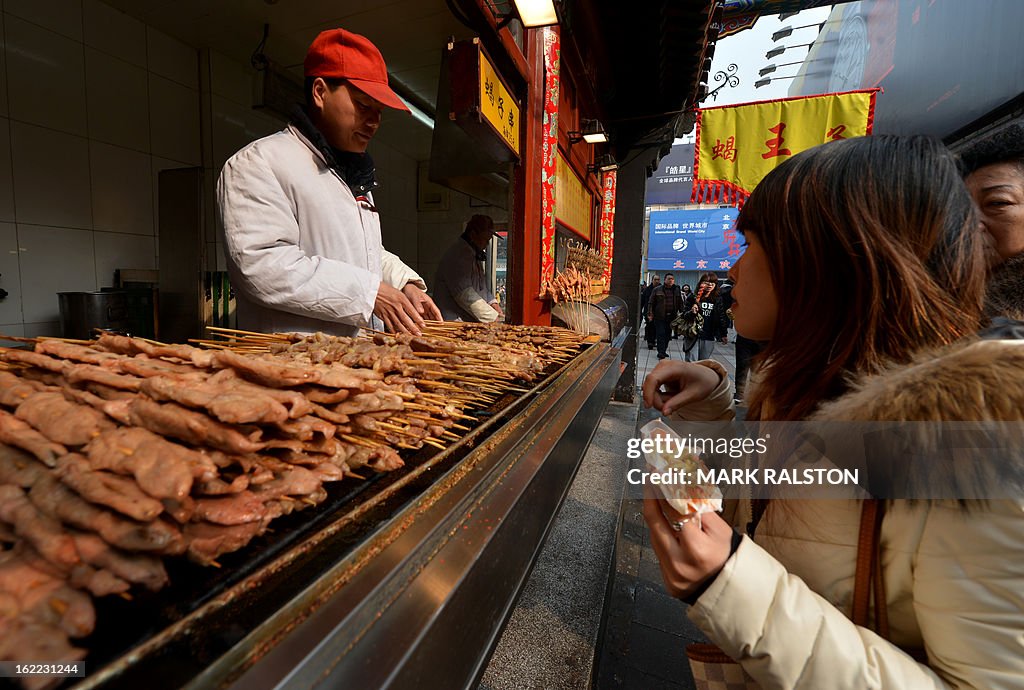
647, 207, 744, 272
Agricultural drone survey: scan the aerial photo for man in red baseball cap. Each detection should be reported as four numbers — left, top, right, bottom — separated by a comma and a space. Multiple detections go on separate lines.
217, 28, 441, 337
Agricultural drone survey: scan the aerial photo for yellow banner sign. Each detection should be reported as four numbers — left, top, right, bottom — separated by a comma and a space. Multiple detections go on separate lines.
555, 153, 592, 241
694, 90, 877, 204
479, 51, 520, 156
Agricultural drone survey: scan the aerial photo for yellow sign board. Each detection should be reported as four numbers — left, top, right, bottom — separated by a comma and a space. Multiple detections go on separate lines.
479, 51, 520, 156
695, 90, 876, 202
555, 153, 591, 241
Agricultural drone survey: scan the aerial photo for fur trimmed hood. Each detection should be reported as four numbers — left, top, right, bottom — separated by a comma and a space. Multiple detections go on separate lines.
984, 252, 1024, 320
811, 336, 1024, 500
813, 337, 1024, 422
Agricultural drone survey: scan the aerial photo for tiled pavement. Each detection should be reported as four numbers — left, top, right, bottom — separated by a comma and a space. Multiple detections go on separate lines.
591, 331, 740, 690
634, 329, 738, 391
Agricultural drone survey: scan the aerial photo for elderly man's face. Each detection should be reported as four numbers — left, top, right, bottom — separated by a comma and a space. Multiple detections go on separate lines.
965, 162, 1024, 264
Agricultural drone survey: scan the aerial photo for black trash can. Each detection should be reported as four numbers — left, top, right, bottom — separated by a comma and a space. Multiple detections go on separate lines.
58, 291, 130, 340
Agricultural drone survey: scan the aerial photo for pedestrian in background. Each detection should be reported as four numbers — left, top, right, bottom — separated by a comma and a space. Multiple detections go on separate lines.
647, 273, 682, 359
684, 272, 729, 362
640, 275, 660, 350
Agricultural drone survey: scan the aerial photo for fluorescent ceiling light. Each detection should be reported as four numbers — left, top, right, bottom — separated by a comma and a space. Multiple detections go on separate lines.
398, 95, 434, 130
512, 0, 558, 27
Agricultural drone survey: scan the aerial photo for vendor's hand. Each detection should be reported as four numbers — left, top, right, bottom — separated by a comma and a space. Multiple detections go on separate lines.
642, 484, 734, 600
374, 282, 425, 335
642, 360, 721, 416
490, 301, 505, 319
720, 336, 728, 344
402, 284, 443, 322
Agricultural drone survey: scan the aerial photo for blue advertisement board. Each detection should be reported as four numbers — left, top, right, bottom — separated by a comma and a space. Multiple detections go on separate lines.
647, 207, 744, 271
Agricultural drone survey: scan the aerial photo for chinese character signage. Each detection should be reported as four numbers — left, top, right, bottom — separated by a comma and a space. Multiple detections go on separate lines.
647, 208, 744, 271
599, 170, 617, 286
555, 152, 592, 241
693, 90, 877, 205
539, 26, 560, 296
645, 143, 694, 206
447, 38, 521, 164
479, 49, 520, 155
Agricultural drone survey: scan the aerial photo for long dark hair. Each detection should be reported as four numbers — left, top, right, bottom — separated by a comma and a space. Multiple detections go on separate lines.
736, 135, 986, 421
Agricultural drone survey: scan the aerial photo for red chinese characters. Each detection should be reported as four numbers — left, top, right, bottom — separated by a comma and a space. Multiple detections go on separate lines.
712, 136, 738, 161
761, 122, 792, 159
826, 124, 847, 141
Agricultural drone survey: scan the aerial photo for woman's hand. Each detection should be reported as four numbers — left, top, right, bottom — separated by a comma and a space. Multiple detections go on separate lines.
642, 360, 721, 416
642, 485, 735, 600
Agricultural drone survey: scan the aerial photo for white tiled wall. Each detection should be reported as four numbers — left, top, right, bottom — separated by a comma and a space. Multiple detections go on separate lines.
0, 1, 455, 338
0, 1, 201, 336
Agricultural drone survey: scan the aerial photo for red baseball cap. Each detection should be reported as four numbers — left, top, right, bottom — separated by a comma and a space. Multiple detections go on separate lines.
304, 29, 409, 112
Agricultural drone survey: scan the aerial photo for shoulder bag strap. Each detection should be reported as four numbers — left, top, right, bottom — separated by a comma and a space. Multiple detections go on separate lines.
852, 498, 887, 636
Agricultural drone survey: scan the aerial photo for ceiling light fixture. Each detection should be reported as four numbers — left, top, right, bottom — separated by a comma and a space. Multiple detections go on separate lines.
569, 119, 608, 145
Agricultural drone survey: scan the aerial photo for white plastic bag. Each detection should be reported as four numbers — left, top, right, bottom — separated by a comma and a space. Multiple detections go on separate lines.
639, 419, 723, 519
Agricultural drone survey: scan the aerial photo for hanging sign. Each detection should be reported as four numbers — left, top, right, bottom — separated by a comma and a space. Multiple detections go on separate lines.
694, 89, 877, 205
448, 38, 521, 162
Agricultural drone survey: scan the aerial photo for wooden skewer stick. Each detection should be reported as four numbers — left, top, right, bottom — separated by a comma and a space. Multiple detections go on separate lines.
340, 433, 384, 448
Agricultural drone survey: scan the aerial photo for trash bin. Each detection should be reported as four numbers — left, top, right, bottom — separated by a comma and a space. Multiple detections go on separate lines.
58, 290, 129, 340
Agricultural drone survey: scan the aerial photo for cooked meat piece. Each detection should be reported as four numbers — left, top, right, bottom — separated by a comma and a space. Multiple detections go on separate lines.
309, 463, 346, 482
28, 475, 184, 554
193, 492, 268, 525
56, 455, 164, 522
84, 428, 194, 500
313, 364, 384, 389
35, 340, 122, 367
15, 391, 116, 446
346, 446, 403, 472
250, 467, 321, 499
16, 366, 67, 389
310, 403, 350, 425
194, 473, 250, 495
82, 381, 137, 401
213, 350, 320, 387
0, 547, 96, 638
139, 375, 289, 425
0, 485, 79, 570
117, 356, 207, 380
0, 348, 64, 372
297, 386, 350, 404
0, 410, 67, 467
0, 370, 42, 408
62, 361, 142, 391
183, 520, 265, 565
208, 369, 314, 418
333, 391, 405, 416
94, 333, 146, 355
127, 398, 264, 454
70, 532, 168, 591
273, 415, 336, 442
0, 619, 87, 689
69, 563, 130, 596
96, 335, 216, 369
0, 444, 48, 487
161, 497, 195, 524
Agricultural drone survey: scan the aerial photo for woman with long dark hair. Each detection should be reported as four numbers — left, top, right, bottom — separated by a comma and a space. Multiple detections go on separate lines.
641, 136, 1024, 687
683, 272, 729, 363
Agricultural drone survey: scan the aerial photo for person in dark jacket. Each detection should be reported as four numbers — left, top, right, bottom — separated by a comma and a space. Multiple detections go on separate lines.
640, 275, 660, 349
719, 277, 763, 404
684, 272, 729, 362
647, 273, 683, 359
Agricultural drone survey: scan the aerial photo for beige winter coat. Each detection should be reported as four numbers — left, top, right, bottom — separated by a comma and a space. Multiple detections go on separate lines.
675, 340, 1024, 689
